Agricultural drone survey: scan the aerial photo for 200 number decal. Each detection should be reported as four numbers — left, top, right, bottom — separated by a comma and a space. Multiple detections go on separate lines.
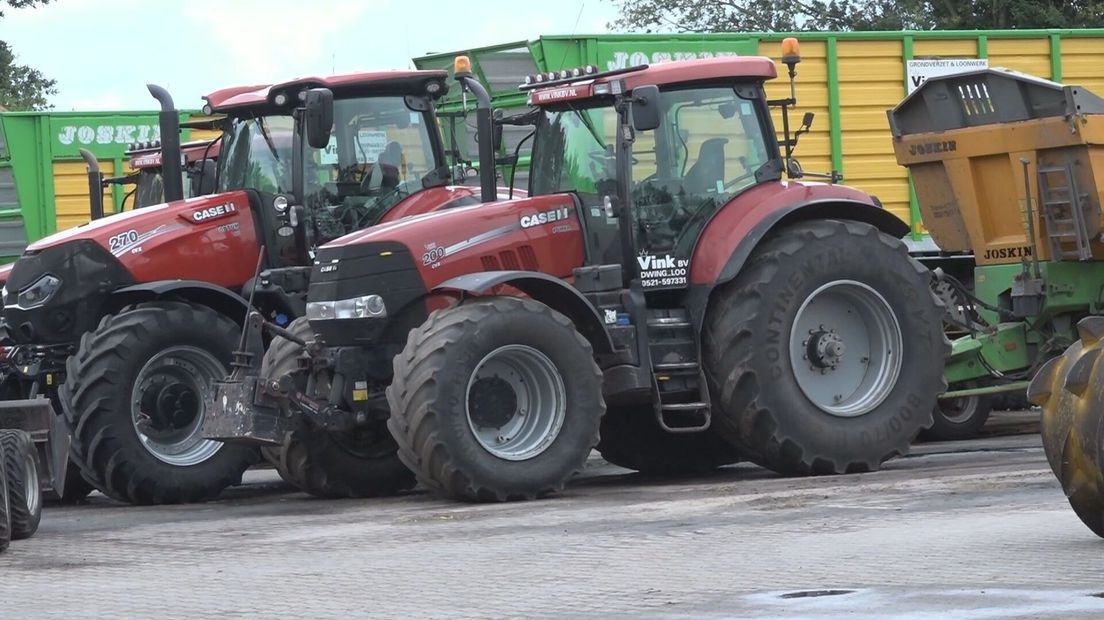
108, 229, 139, 252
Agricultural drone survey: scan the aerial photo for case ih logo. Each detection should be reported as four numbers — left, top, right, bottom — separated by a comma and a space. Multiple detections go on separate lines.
190, 203, 237, 222
520, 206, 572, 229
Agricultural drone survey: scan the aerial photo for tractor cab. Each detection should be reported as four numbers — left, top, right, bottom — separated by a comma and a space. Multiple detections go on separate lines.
522, 60, 782, 272
205, 70, 457, 267
122, 138, 221, 210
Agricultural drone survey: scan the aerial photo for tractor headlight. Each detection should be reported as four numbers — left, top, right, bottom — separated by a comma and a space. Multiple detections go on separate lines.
16, 274, 61, 309
306, 294, 387, 320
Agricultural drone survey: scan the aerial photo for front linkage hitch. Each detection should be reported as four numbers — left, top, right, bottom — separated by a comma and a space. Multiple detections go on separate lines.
202, 310, 360, 445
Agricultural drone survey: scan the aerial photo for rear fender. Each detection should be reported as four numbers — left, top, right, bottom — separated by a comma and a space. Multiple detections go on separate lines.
712, 199, 909, 286
433, 270, 615, 356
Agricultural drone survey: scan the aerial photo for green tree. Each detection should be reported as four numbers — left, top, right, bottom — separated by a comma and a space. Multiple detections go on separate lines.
607, 0, 1104, 32
1, 0, 55, 111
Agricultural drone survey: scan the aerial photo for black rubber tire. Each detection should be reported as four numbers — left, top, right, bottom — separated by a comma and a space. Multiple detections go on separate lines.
1028, 316, 1104, 538
919, 390, 993, 442
0, 439, 10, 553
387, 297, 604, 502
59, 301, 259, 504
260, 318, 414, 499
597, 406, 740, 475
703, 219, 948, 475
49, 463, 96, 503
991, 391, 1032, 411
0, 430, 41, 539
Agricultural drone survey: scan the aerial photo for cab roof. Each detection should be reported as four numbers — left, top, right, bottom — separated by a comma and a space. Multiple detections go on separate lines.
205, 69, 450, 113
528, 56, 777, 105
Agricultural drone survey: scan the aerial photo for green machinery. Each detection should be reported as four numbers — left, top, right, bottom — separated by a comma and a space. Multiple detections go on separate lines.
890, 68, 1104, 439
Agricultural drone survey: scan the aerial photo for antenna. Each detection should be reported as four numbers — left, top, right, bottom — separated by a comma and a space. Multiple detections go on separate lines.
556, 2, 587, 72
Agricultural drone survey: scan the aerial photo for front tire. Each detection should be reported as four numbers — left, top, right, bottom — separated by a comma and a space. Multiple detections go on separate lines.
60, 301, 259, 504
597, 406, 740, 475
387, 297, 604, 502
0, 430, 41, 539
260, 318, 414, 499
703, 219, 947, 475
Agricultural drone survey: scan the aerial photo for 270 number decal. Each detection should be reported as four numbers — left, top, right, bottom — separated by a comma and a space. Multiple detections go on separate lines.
108, 229, 139, 252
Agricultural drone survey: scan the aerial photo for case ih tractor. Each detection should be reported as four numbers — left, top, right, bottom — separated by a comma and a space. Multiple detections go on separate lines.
0, 69, 497, 505
206, 43, 947, 501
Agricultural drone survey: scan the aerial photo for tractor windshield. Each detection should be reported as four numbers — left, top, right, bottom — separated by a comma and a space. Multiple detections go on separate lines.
218, 96, 441, 242
530, 85, 772, 258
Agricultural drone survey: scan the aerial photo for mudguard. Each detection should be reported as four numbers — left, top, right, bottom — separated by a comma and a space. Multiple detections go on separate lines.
112, 279, 251, 321
434, 270, 615, 355
714, 198, 909, 285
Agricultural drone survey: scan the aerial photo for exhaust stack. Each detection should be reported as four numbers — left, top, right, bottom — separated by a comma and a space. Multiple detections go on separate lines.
147, 84, 184, 203
79, 148, 105, 220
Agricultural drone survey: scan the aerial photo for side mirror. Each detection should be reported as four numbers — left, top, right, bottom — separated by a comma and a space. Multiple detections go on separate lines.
492, 120, 505, 151
304, 88, 334, 150
801, 112, 814, 130
631, 85, 662, 132
189, 159, 217, 197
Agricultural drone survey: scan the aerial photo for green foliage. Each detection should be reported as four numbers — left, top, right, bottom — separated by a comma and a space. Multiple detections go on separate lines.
607, 0, 1104, 32
1, 0, 55, 111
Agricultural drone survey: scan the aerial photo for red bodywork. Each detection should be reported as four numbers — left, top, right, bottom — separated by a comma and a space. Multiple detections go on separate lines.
529, 56, 777, 104
25, 185, 496, 291
326, 194, 585, 289
327, 180, 876, 296
690, 181, 878, 285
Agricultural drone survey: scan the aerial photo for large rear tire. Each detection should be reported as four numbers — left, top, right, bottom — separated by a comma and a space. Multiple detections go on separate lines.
0, 439, 10, 552
387, 297, 604, 502
1028, 316, 1104, 538
0, 430, 41, 539
260, 318, 414, 499
597, 406, 740, 475
703, 219, 947, 475
60, 301, 259, 504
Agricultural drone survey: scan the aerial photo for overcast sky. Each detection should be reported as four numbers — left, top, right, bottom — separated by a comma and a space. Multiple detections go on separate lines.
4, 0, 619, 111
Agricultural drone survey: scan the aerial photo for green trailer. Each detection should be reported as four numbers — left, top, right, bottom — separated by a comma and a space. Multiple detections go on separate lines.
414, 29, 1104, 256
0, 110, 213, 261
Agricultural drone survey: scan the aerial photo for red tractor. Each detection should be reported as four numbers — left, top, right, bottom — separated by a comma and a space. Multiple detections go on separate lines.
207, 44, 947, 501
0, 69, 497, 504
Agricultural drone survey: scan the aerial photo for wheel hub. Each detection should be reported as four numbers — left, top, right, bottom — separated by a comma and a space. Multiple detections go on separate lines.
468, 376, 519, 429
130, 346, 227, 466
807, 330, 846, 370
465, 344, 566, 461
142, 380, 200, 433
789, 280, 903, 418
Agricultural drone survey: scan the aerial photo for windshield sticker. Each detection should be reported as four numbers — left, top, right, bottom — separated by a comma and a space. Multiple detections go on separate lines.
638, 252, 689, 289
320, 135, 339, 165
355, 130, 388, 164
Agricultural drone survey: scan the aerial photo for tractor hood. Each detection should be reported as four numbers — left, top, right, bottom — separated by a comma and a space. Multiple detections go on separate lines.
5, 191, 262, 345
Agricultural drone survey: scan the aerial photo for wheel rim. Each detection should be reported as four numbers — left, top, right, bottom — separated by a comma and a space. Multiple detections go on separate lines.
788, 280, 903, 418
465, 344, 566, 461
938, 395, 980, 425
131, 346, 226, 466
23, 450, 40, 516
